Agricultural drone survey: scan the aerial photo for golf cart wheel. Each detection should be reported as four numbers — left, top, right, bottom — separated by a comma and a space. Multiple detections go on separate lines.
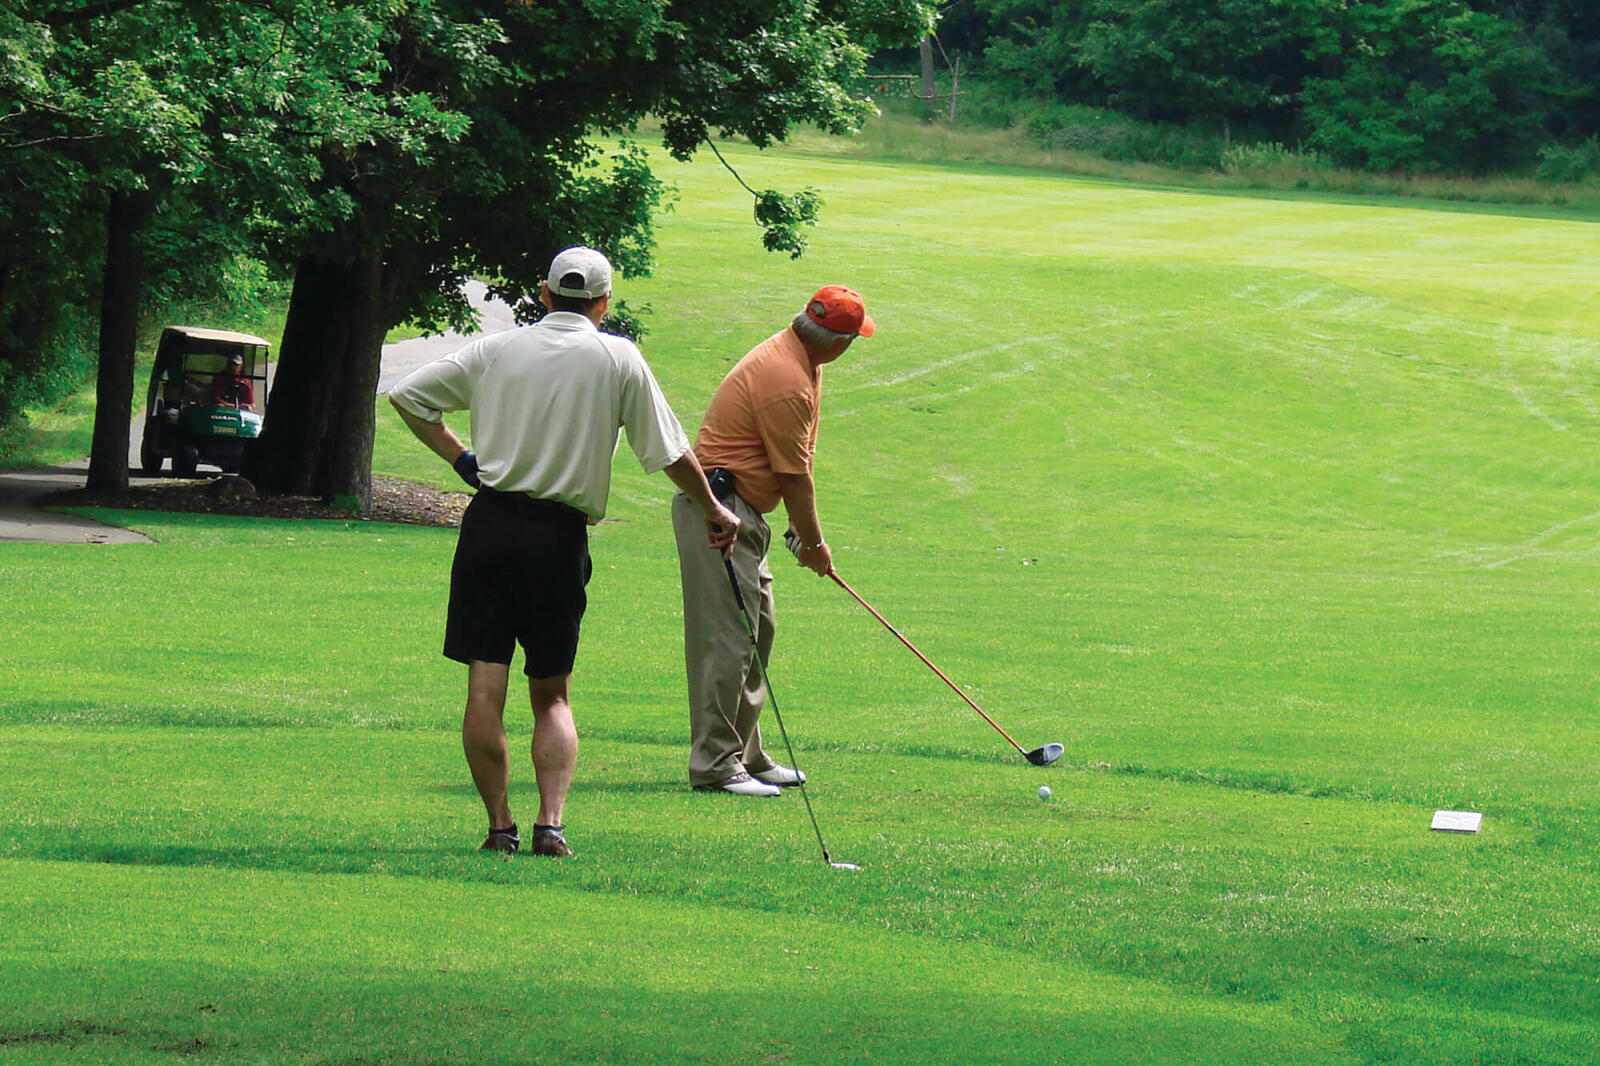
139, 437, 163, 476
174, 444, 200, 476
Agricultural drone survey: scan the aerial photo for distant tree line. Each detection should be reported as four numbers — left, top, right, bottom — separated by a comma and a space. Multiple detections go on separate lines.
925, 0, 1599, 174
1, 0, 931, 505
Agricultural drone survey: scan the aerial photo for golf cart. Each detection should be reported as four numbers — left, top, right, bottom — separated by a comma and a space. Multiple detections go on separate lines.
139, 326, 269, 476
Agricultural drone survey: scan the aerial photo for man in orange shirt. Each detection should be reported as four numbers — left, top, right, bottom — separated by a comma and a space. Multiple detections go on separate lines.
671, 286, 875, 795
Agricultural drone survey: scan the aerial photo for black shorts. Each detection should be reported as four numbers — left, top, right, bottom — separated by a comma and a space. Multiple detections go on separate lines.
444, 488, 592, 679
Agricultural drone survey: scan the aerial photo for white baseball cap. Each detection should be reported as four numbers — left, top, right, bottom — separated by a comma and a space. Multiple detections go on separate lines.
547, 246, 612, 299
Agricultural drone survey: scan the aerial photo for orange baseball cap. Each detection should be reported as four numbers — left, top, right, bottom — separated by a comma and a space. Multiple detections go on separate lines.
805, 285, 876, 337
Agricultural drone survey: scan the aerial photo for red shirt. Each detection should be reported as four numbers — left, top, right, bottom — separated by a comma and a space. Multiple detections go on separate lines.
213, 372, 254, 408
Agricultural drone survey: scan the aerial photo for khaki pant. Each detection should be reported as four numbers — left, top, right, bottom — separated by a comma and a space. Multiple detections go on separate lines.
671, 491, 779, 786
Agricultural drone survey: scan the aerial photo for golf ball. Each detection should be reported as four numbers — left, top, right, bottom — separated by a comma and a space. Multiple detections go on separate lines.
1038, 785, 1052, 800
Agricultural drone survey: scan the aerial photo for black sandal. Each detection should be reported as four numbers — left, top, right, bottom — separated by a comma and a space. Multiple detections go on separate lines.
480, 824, 520, 853
528, 824, 572, 857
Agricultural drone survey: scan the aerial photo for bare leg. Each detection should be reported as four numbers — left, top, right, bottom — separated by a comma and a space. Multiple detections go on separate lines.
529, 673, 576, 828
462, 661, 513, 830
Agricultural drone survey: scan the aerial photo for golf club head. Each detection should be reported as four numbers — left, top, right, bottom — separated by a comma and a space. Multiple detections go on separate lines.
830, 862, 861, 871
1025, 742, 1065, 766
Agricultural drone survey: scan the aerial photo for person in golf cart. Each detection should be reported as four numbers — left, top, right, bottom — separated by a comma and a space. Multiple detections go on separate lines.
671, 285, 875, 797
211, 352, 255, 411
138, 327, 269, 477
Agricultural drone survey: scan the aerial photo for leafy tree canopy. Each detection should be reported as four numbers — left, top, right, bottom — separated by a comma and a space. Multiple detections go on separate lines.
2, 0, 933, 502
238, 0, 935, 504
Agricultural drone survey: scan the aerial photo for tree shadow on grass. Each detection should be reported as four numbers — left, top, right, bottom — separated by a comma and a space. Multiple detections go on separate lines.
18, 840, 576, 885
421, 778, 687, 797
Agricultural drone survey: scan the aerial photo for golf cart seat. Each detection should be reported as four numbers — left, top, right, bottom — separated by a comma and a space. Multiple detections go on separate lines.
181, 373, 209, 406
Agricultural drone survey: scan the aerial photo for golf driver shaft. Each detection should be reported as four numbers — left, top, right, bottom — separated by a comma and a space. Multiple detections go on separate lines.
826, 570, 1030, 757
722, 558, 843, 868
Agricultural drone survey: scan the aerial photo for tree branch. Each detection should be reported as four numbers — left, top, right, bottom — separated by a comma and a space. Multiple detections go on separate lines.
704, 137, 759, 197
3, 133, 107, 151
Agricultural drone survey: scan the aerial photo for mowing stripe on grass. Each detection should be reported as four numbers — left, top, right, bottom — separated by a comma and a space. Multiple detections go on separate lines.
0, 856, 1356, 1065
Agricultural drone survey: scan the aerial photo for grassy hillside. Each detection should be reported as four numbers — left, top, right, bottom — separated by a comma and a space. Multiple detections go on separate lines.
2, 141, 1598, 1064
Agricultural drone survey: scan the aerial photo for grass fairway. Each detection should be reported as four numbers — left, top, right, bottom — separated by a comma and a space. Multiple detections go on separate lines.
4, 143, 1600, 1063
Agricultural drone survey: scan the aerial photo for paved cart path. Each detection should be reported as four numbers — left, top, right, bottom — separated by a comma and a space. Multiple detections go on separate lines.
0, 282, 517, 545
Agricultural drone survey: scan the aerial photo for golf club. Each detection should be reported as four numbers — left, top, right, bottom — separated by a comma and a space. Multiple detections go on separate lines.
826, 569, 1064, 767
722, 557, 860, 871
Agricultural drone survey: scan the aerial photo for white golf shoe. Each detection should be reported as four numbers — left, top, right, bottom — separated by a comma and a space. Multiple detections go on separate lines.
751, 764, 806, 787
694, 771, 780, 797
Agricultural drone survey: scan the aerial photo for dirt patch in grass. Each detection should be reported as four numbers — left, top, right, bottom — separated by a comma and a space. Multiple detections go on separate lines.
49, 475, 468, 529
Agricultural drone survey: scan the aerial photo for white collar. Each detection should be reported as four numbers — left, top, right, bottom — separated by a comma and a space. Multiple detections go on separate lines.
540, 311, 599, 332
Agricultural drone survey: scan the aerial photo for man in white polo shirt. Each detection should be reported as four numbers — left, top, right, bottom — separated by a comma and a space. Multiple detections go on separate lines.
390, 246, 739, 857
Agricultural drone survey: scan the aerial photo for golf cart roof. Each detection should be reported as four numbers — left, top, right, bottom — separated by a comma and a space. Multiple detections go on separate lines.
162, 326, 271, 348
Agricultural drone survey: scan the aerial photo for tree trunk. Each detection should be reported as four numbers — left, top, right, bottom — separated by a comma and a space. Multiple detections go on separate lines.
920, 36, 935, 100
948, 55, 962, 123
86, 187, 152, 493
248, 246, 389, 511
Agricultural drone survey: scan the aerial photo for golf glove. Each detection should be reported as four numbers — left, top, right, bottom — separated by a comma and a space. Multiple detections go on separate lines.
452, 450, 480, 489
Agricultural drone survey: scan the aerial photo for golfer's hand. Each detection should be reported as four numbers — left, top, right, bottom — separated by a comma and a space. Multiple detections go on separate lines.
797, 540, 832, 576
706, 505, 740, 557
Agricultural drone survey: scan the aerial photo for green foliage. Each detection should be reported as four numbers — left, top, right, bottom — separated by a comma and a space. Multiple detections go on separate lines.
1535, 136, 1600, 183
1, 0, 934, 495
930, 0, 1598, 175
0, 316, 97, 430
599, 300, 652, 343
1220, 139, 1329, 173
0, 0, 425, 433
1075, 0, 1309, 128
439, 140, 675, 335
0, 8, 95, 423
969, 0, 1100, 100
241, 0, 932, 500
311, 0, 933, 331
789, 97, 1598, 212
754, 186, 825, 258
1301, 2, 1572, 173
1023, 102, 1225, 169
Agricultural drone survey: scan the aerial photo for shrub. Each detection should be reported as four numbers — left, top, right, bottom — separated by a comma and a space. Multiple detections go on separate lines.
954, 82, 1029, 129
1220, 142, 1330, 175
1022, 103, 1224, 170
0, 316, 96, 432
1535, 138, 1600, 184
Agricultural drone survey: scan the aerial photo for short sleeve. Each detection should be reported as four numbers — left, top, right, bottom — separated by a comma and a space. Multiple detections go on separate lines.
617, 348, 691, 473
387, 344, 479, 423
